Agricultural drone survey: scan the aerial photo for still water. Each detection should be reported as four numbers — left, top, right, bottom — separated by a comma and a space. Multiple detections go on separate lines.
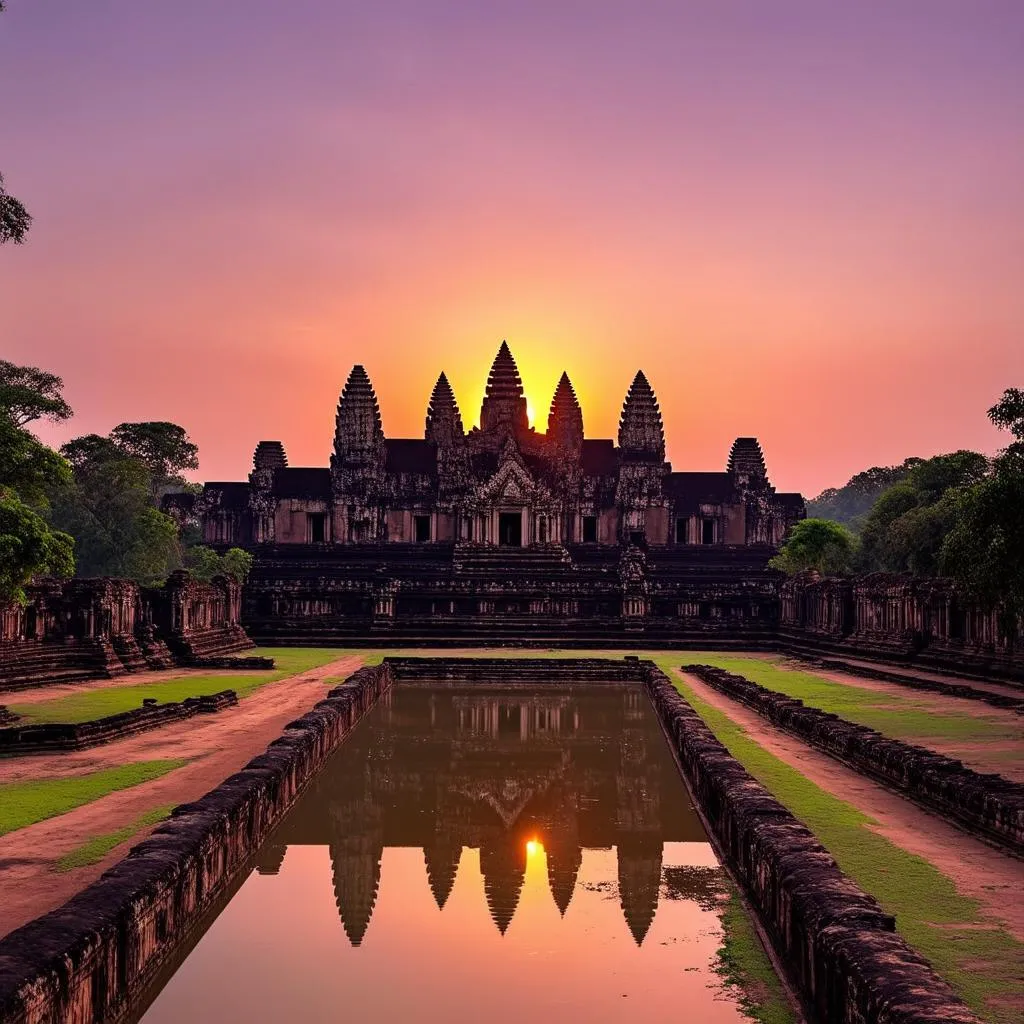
140, 683, 759, 1023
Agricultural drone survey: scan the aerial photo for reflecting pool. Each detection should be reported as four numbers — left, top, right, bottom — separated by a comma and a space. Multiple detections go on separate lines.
139, 683, 761, 1022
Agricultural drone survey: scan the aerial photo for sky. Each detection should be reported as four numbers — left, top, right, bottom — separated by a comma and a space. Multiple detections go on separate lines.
2, 1, 1022, 497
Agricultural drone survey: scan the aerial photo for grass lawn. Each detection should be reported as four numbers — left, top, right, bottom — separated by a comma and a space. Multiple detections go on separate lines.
55, 804, 174, 871
658, 656, 1024, 1024
0, 760, 186, 836
8, 648, 347, 725
680, 653, 1023, 745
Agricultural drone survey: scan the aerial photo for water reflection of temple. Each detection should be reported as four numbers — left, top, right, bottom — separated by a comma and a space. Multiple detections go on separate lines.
258, 684, 705, 946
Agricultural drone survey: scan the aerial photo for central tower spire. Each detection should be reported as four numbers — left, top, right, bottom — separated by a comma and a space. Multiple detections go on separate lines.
479, 341, 528, 437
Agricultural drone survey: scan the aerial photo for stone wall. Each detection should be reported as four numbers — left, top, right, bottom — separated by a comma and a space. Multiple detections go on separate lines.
780, 571, 1024, 682
0, 691, 238, 756
643, 665, 980, 1024
683, 664, 1024, 855
0, 663, 392, 1024
0, 574, 255, 691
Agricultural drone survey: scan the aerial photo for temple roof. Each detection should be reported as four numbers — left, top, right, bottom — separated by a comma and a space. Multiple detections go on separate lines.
334, 364, 385, 463
271, 467, 332, 499
663, 472, 737, 506
253, 440, 287, 471
385, 439, 437, 476
581, 439, 617, 475
727, 436, 769, 486
202, 481, 251, 510
547, 372, 584, 452
425, 371, 465, 445
617, 371, 665, 459
480, 341, 529, 435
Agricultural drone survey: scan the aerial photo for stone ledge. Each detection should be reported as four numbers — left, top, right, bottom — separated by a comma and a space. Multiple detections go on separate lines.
683, 663, 1024, 855
643, 665, 981, 1024
0, 663, 393, 1024
0, 691, 239, 757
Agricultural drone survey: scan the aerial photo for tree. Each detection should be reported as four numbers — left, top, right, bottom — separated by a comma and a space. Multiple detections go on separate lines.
0, 490, 75, 603
110, 422, 199, 501
940, 389, 1024, 636
0, 4, 31, 244
184, 545, 254, 583
48, 439, 180, 582
806, 458, 921, 529
0, 418, 72, 506
770, 518, 859, 575
856, 451, 989, 573
0, 361, 72, 427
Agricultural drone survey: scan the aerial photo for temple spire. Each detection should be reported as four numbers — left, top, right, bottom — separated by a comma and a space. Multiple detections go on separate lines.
479, 341, 529, 436
425, 371, 465, 445
423, 841, 462, 910
480, 836, 527, 936
546, 371, 584, 455
727, 437, 769, 489
617, 370, 665, 460
333, 364, 385, 466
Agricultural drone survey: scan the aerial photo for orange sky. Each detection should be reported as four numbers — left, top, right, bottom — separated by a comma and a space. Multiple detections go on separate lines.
2, 2, 1022, 496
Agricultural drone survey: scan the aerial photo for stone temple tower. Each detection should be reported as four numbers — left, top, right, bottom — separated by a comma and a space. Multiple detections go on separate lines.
479, 341, 529, 440
426, 371, 471, 500
615, 371, 667, 543
547, 372, 584, 460
331, 365, 387, 541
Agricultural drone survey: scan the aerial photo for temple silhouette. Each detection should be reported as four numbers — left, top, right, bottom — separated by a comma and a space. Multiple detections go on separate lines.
174, 342, 805, 643
255, 683, 706, 946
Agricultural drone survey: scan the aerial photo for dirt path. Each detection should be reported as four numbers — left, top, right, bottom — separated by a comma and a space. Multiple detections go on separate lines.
674, 668, 1024, 944
0, 665, 246, 706
0, 654, 364, 940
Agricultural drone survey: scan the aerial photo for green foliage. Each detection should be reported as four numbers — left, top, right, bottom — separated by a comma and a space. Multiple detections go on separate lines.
0, 760, 186, 836
55, 805, 174, 872
769, 518, 858, 575
9, 647, 344, 724
806, 459, 920, 529
49, 433, 183, 582
183, 545, 254, 582
0, 418, 72, 507
109, 421, 198, 501
0, 171, 30, 245
0, 490, 75, 603
987, 388, 1024, 442
857, 451, 989, 574
0, 360, 72, 428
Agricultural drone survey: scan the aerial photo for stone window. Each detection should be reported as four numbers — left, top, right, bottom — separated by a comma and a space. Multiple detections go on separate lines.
582, 516, 598, 543
675, 517, 688, 543
309, 513, 326, 543
414, 515, 431, 543
629, 530, 645, 547
701, 517, 715, 544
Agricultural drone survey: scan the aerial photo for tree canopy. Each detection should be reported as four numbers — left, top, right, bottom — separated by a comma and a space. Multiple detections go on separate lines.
0, 492, 74, 604
806, 459, 921, 530
770, 518, 858, 576
0, 361, 72, 427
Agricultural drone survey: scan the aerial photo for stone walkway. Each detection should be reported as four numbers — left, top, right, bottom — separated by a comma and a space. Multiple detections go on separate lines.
674, 667, 1024, 945
0, 654, 364, 940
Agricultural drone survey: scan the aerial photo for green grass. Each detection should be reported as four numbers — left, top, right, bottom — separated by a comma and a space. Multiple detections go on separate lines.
0, 760, 186, 836
658, 656, 1024, 1024
8, 647, 346, 725
715, 882, 796, 1024
55, 804, 174, 871
682, 653, 1022, 744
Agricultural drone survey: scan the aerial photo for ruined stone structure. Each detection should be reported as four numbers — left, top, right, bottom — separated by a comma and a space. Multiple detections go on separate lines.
0, 573, 254, 690
780, 571, 1024, 681
189, 343, 805, 641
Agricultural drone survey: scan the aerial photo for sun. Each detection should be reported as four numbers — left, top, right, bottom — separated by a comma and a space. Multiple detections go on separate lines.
525, 399, 536, 427
526, 838, 541, 856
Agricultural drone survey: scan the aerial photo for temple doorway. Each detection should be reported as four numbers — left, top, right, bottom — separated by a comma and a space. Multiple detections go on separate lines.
499, 511, 522, 547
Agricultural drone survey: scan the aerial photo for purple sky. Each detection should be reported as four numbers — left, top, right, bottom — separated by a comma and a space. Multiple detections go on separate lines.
2, 1, 1022, 495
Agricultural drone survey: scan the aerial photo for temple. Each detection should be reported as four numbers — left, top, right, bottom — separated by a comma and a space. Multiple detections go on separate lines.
186, 343, 805, 641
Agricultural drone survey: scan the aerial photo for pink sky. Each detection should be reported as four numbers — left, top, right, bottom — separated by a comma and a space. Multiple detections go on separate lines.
2, 1, 1022, 496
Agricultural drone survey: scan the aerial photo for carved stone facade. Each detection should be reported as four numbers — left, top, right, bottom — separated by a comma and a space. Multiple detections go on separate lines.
188, 343, 805, 639
0, 574, 254, 690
